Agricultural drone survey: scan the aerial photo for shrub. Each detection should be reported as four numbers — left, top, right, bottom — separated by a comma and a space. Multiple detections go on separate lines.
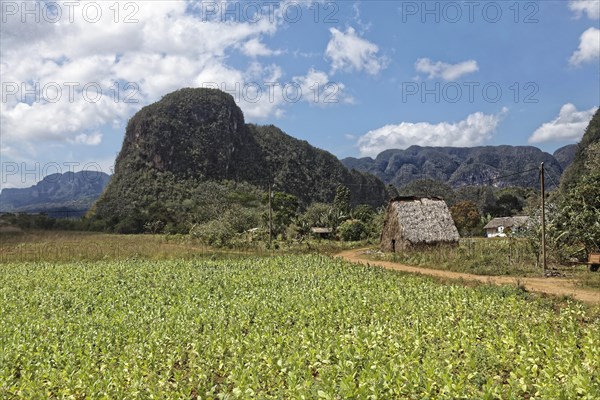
338, 219, 368, 241
190, 219, 234, 247
189, 205, 261, 247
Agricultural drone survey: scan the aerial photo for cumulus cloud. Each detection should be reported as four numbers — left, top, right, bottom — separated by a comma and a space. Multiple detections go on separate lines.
70, 132, 103, 146
415, 58, 479, 81
325, 27, 386, 75
0, 2, 275, 148
240, 38, 281, 57
0, 1, 350, 161
528, 104, 598, 143
569, 0, 600, 19
357, 108, 507, 157
569, 27, 600, 66
292, 68, 353, 106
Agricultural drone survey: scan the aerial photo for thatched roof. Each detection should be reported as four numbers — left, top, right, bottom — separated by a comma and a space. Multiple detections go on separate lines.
483, 216, 529, 230
381, 197, 459, 251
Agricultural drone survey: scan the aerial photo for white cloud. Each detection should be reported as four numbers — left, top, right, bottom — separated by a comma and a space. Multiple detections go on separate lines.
0, 95, 132, 143
71, 132, 103, 146
292, 68, 353, 106
528, 104, 598, 143
569, 0, 600, 19
569, 27, 600, 65
240, 38, 281, 57
325, 27, 386, 75
357, 108, 508, 157
0, 1, 351, 161
415, 58, 479, 81
0, 2, 275, 147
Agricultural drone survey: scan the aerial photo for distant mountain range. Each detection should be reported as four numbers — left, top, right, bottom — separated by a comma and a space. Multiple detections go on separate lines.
0, 171, 111, 217
0, 131, 579, 219
342, 144, 577, 189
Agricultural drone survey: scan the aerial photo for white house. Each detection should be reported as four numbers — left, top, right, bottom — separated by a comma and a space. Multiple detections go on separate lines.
483, 216, 529, 238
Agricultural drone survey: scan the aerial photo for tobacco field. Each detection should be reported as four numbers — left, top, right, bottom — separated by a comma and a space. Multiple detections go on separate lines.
1, 255, 599, 398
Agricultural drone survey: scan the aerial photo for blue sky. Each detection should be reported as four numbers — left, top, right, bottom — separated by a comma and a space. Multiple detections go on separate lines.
1, 0, 599, 188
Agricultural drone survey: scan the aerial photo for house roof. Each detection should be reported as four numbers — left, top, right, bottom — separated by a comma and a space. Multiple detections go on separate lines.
390, 195, 444, 202
384, 197, 459, 244
483, 216, 530, 230
311, 227, 333, 234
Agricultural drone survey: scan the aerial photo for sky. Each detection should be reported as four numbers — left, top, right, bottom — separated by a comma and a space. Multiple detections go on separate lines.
1, 0, 599, 189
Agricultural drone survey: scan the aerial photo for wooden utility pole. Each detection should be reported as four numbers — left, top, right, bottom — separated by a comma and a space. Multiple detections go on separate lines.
540, 162, 547, 272
268, 183, 273, 246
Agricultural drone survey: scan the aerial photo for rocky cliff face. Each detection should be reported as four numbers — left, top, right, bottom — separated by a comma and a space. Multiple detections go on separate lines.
115, 88, 260, 182
342, 145, 566, 189
92, 88, 389, 228
553, 144, 578, 170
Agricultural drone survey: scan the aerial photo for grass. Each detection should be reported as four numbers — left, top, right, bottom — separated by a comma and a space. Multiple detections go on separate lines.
371, 238, 540, 276
366, 238, 600, 286
578, 271, 600, 290
2, 231, 598, 288
0, 230, 366, 263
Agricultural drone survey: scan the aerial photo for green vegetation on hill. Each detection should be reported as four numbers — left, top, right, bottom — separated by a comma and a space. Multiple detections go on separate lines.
91, 88, 388, 233
552, 108, 600, 258
560, 108, 600, 193
519, 108, 600, 264
248, 124, 388, 206
92, 177, 265, 234
394, 178, 528, 214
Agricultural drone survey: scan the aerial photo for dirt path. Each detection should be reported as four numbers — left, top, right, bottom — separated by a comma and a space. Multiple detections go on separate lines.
336, 248, 600, 305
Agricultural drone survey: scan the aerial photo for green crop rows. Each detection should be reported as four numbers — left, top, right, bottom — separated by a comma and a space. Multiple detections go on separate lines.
1, 255, 599, 398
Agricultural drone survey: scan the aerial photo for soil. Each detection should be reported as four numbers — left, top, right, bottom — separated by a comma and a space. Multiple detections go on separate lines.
335, 248, 600, 305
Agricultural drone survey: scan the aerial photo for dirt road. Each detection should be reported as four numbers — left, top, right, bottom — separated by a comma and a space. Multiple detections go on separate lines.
336, 248, 600, 305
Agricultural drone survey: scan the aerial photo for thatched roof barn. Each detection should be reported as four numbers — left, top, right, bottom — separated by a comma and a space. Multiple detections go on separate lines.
381, 196, 459, 252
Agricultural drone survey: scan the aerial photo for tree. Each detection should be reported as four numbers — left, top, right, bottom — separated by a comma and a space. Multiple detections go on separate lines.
333, 185, 351, 216
338, 219, 368, 241
144, 220, 165, 235
397, 179, 456, 205
386, 184, 399, 199
557, 170, 600, 256
264, 192, 299, 238
554, 109, 600, 258
300, 203, 331, 228
450, 201, 481, 236
455, 185, 496, 214
352, 204, 375, 223
495, 193, 522, 216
